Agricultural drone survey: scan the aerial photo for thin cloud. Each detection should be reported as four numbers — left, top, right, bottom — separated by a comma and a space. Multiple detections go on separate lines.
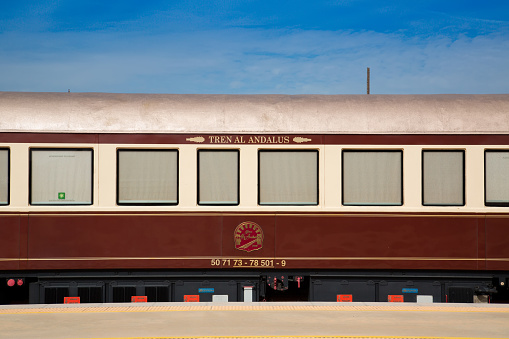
0, 28, 508, 94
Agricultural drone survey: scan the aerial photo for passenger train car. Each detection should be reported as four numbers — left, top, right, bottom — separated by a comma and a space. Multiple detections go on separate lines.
0, 92, 508, 304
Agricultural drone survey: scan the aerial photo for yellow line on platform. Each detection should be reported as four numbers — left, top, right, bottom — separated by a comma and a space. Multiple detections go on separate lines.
81, 336, 509, 339
2, 305, 509, 315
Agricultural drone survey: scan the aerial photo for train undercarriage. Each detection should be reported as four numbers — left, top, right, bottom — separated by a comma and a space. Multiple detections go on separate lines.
1, 269, 508, 305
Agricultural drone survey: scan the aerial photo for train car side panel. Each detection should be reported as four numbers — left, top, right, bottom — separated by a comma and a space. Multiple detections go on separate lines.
486, 216, 509, 271
0, 215, 21, 270
26, 214, 222, 270
275, 215, 482, 270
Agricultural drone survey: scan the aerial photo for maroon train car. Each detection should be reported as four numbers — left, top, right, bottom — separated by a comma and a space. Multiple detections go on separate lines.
0, 92, 508, 304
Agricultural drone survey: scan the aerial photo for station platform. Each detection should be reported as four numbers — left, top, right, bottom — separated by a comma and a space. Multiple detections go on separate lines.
0, 302, 508, 339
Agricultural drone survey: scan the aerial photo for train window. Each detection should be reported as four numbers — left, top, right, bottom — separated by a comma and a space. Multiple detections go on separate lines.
30, 149, 93, 205
422, 150, 464, 206
0, 149, 9, 205
342, 150, 403, 206
485, 150, 509, 206
198, 150, 239, 205
117, 149, 178, 205
258, 150, 318, 205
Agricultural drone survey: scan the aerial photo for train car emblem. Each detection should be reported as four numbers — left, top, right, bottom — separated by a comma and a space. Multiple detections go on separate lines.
234, 221, 264, 252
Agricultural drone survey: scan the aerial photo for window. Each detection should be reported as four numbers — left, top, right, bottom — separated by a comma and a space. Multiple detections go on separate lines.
0, 149, 9, 205
30, 149, 93, 205
422, 150, 464, 206
198, 150, 239, 205
342, 150, 402, 206
485, 150, 509, 206
117, 149, 178, 205
258, 150, 318, 205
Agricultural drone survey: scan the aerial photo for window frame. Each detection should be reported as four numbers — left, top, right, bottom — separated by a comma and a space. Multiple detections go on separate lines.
257, 149, 319, 206
116, 148, 179, 206
29, 148, 94, 206
197, 149, 240, 206
421, 149, 465, 207
0, 148, 10, 206
484, 149, 509, 207
341, 149, 404, 206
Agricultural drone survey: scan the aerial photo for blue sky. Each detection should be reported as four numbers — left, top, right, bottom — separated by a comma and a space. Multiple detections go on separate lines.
1, 1, 508, 94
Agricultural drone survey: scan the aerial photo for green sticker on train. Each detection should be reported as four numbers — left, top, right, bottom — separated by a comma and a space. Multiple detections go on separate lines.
58, 192, 65, 200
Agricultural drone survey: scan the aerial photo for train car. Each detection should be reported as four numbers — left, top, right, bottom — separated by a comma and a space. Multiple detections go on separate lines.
0, 91, 508, 304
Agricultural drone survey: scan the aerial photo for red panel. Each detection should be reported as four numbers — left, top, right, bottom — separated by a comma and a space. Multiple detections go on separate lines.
64, 297, 80, 304
486, 217, 509, 271
337, 294, 352, 302
27, 214, 222, 270
131, 296, 147, 303
275, 215, 481, 270
0, 215, 20, 270
184, 295, 199, 302
388, 295, 404, 302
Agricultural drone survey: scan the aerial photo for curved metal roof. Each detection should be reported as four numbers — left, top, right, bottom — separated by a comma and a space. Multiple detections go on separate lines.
0, 92, 508, 134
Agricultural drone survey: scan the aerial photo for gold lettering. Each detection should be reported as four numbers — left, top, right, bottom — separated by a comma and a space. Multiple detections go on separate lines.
208, 136, 215, 143
227, 136, 232, 143
241, 135, 291, 144
214, 136, 220, 143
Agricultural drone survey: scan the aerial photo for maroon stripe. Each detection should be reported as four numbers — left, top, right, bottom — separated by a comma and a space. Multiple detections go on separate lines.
324, 134, 509, 145
1, 132, 509, 145
0, 133, 98, 143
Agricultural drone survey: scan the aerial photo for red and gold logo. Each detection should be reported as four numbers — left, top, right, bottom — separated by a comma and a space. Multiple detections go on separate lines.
234, 221, 264, 252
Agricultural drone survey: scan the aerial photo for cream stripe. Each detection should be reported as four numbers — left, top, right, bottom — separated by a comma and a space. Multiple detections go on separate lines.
16, 213, 501, 217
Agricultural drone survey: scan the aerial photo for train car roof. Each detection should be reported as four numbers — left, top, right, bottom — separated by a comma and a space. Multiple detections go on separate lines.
0, 91, 508, 134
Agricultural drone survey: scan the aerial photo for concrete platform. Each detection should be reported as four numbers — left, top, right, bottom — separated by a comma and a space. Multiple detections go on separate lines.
0, 302, 508, 339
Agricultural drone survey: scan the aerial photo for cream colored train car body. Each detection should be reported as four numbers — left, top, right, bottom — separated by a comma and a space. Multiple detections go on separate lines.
1, 92, 509, 213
